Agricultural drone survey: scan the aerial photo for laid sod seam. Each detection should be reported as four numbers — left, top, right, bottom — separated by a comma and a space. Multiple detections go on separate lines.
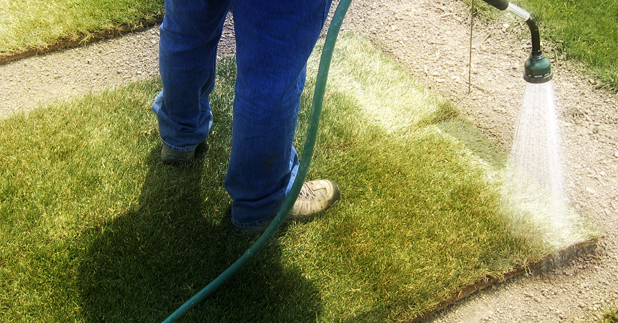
1, 33, 556, 322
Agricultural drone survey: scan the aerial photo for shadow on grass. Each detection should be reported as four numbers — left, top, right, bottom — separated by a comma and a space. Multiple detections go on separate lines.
75, 120, 322, 321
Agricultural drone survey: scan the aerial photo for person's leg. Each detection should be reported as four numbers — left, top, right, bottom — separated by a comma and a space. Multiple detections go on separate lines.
226, 0, 333, 228
153, 0, 232, 156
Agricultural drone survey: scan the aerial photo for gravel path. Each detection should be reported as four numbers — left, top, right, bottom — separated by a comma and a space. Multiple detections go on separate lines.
2, 0, 617, 322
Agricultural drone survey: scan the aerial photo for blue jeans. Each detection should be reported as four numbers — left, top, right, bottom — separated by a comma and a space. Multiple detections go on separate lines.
152, 0, 333, 228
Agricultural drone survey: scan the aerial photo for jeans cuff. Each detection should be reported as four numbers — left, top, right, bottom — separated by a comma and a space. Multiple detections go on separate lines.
160, 137, 198, 152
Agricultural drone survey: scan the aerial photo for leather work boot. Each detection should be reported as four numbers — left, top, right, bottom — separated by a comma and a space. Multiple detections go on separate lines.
161, 145, 195, 164
241, 180, 341, 234
288, 180, 341, 221
161, 142, 209, 164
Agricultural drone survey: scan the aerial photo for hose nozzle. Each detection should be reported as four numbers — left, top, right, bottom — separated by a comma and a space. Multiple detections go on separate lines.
523, 17, 553, 83
524, 54, 553, 83
481, 0, 553, 83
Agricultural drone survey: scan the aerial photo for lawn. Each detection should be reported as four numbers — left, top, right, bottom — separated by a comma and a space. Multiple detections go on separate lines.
0, 33, 557, 322
0, 0, 163, 62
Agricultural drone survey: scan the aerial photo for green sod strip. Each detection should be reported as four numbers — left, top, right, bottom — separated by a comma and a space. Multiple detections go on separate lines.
0, 34, 547, 322
0, 0, 163, 60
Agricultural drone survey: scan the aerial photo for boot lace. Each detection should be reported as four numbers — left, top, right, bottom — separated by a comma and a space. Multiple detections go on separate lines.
299, 182, 317, 199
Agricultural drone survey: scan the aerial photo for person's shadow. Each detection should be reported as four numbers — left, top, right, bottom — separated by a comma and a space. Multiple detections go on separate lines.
75, 144, 323, 322
75, 69, 322, 322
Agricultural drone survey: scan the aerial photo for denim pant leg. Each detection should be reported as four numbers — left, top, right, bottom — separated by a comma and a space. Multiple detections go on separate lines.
226, 0, 333, 228
152, 0, 232, 152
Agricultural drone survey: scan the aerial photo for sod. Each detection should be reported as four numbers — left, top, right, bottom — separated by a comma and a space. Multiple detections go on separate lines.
0, 33, 596, 322
0, 0, 163, 63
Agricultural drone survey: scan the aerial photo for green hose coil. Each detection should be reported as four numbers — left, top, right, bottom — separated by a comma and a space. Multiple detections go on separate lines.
162, 0, 352, 321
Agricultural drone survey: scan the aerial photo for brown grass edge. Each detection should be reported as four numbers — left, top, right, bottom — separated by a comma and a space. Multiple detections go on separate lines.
407, 237, 599, 323
0, 15, 163, 66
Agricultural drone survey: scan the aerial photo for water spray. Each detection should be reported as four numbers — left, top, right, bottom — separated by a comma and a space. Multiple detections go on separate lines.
480, 1, 594, 249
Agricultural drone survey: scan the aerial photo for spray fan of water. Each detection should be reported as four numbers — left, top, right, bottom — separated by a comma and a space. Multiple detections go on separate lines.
501, 81, 596, 251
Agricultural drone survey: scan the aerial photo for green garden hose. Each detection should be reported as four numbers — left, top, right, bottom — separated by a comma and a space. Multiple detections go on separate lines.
162, 0, 352, 321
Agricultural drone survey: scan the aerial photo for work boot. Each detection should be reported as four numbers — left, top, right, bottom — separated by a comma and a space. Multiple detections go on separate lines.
240, 180, 341, 234
288, 180, 341, 221
161, 145, 195, 164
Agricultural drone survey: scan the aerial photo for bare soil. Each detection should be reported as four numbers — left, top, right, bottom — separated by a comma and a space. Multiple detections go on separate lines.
1, 0, 617, 322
